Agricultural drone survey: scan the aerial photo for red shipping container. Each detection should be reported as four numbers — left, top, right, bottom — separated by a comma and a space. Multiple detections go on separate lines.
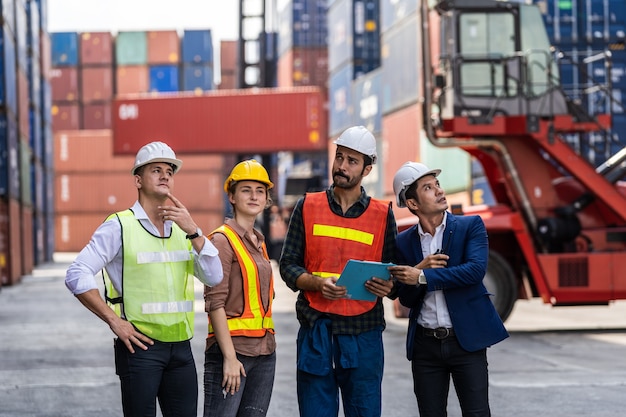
277, 47, 328, 89
82, 102, 112, 129
220, 41, 237, 73
147, 30, 180, 64
0, 198, 23, 285
54, 130, 225, 173
116, 65, 149, 95
55, 170, 224, 213
55, 210, 224, 252
21, 205, 34, 276
80, 32, 113, 65
51, 103, 81, 131
50, 66, 79, 102
80, 66, 113, 103
112, 87, 328, 154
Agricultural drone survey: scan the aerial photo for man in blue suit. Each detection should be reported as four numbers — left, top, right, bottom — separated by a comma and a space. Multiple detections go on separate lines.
389, 161, 508, 417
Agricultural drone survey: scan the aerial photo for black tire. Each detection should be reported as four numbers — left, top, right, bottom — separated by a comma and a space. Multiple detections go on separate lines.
483, 250, 517, 322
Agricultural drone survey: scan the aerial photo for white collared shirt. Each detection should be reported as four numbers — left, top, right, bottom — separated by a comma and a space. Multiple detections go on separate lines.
416, 212, 453, 329
65, 201, 223, 296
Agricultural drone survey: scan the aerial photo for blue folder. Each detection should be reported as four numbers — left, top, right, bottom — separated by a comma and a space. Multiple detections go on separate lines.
336, 260, 395, 302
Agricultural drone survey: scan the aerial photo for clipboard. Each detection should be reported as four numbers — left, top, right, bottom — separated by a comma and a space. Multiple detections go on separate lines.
336, 260, 395, 301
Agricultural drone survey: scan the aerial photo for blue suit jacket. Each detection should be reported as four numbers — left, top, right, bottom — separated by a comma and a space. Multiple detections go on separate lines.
396, 212, 508, 359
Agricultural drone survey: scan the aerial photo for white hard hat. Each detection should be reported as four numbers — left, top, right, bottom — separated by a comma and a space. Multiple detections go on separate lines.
393, 161, 441, 208
132, 141, 183, 175
334, 125, 378, 164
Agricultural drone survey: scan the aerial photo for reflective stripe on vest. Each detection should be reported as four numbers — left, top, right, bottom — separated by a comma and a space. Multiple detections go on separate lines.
303, 192, 389, 316
209, 224, 274, 337
103, 209, 195, 342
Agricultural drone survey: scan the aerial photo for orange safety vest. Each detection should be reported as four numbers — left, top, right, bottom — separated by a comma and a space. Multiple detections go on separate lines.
208, 224, 275, 337
303, 192, 389, 316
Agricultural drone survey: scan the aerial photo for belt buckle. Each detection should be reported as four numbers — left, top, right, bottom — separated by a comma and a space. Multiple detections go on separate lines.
433, 327, 450, 339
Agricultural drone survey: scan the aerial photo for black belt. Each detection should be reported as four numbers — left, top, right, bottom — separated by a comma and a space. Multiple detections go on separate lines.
422, 327, 455, 340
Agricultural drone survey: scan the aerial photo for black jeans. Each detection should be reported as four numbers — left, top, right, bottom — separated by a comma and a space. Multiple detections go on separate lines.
114, 338, 197, 417
411, 327, 490, 417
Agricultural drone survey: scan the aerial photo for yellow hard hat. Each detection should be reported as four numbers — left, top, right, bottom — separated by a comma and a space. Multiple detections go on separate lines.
224, 159, 274, 192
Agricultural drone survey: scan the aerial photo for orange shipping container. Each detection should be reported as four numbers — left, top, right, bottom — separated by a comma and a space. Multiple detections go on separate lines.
112, 87, 328, 154
148, 30, 180, 64
55, 210, 224, 252
54, 130, 225, 173
17, 69, 30, 138
55, 171, 224, 213
116, 65, 149, 95
81, 67, 113, 103
80, 32, 113, 66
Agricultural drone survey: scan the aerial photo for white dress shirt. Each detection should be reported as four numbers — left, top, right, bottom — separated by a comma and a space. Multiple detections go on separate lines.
65, 201, 223, 296
416, 212, 453, 329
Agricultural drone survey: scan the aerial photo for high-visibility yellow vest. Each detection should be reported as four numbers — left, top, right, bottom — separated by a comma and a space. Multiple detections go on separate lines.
103, 209, 195, 342
208, 224, 274, 337
303, 192, 389, 316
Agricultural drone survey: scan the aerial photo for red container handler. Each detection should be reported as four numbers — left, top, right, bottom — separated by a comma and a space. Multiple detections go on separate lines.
112, 87, 328, 154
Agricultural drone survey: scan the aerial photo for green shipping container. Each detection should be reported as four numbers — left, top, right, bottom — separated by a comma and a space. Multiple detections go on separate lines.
420, 136, 471, 195
116, 31, 147, 65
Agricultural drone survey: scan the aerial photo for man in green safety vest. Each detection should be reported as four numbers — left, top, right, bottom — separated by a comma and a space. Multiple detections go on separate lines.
65, 141, 223, 417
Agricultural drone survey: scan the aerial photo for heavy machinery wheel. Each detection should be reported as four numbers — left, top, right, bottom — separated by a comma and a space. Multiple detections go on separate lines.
483, 250, 517, 322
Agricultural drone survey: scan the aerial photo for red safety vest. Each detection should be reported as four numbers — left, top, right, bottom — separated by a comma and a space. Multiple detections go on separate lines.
303, 192, 389, 316
208, 224, 274, 337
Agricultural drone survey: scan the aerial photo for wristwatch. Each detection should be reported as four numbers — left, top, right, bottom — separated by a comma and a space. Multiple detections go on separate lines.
186, 227, 202, 240
418, 271, 427, 285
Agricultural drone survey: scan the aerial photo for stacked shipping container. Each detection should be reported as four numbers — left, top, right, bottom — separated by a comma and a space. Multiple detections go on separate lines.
50, 29, 216, 130
1, 0, 52, 286
534, 0, 626, 165
54, 131, 225, 253
48, 29, 226, 252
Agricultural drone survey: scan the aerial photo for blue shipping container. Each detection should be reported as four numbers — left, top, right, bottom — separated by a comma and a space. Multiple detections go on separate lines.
14, 0, 27, 72
329, 62, 353, 136
328, 0, 380, 76
51, 32, 79, 66
0, 112, 20, 198
182, 29, 213, 64
0, 25, 17, 115
34, 0, 47, 32
381, 14, 419, 114
581, 0, 626, 44
278, 0, 328, 55
381, 0, 418, 33
352, 67, 382, 134
536, 0, 581, 46
1, 0, 16, 35
149, 65, 179, 92
182, 64, 214, 92
26, 0, 40, 58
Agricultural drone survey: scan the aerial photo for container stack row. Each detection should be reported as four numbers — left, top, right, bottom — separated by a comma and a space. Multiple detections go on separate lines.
53, 131, 226, 253
534, 0, 626, 165
50, 29, 215, 131
1, 0, 53, 286
274, 0, 330, 206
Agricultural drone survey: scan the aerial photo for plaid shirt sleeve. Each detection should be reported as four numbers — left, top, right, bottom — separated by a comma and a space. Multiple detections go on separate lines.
279, 196, 308, 292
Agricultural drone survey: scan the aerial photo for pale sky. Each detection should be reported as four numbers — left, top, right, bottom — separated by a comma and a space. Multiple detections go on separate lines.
48, 0, 239, 40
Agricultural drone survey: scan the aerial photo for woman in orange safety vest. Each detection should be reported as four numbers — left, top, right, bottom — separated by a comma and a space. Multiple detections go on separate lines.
203, 159, 276, 417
